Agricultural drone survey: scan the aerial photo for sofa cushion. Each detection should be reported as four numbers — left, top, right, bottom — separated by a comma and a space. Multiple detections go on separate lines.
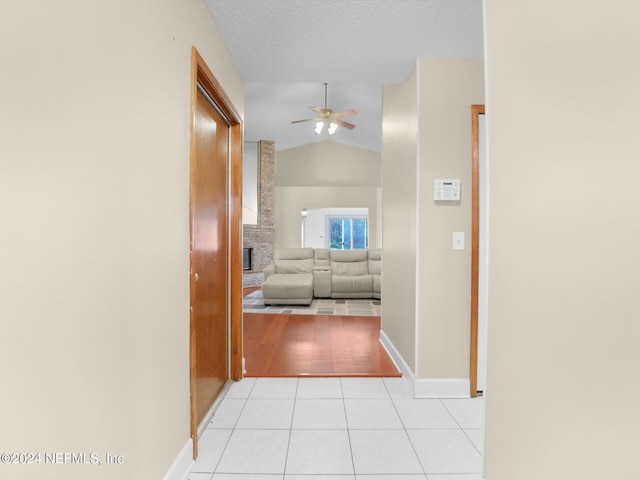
373, 274, 381, 294
367, 249, 381, 276
331, 260, 369, 276
274, 247, 314, 260
368, 259, 381, 275
272, 247, 314, 274
314, 248, 331, 267
275, 258, 314, 274
332, 274, 373, 293
262, 273, 313, 298
330, 250, 369, 276
330, 250, 368, 262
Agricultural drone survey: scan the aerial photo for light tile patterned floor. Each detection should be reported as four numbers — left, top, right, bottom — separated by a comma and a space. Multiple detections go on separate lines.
186, 377, 484, 480
243, 290, 381, 316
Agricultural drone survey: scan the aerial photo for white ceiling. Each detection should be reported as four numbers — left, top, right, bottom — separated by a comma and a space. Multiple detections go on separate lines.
205, 0, 484, 152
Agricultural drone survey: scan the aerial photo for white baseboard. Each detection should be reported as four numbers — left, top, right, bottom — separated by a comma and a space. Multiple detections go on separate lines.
162, 438, 193, 480
379, 329, 415, 396
380, 329, 470, 398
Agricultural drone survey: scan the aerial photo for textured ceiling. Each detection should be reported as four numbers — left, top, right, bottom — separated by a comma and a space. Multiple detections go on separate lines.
205, 0, 484, 152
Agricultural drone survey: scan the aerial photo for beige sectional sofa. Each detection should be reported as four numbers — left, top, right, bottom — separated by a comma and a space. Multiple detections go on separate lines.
262, 247, 381, 305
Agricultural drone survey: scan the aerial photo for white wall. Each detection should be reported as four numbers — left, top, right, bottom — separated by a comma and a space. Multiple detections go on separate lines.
0, 2, 243, 479
275, 141, 382, 248
484, 1, 640, 478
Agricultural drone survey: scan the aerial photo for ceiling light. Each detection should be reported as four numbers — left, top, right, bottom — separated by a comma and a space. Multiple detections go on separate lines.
292, 83, 356, 136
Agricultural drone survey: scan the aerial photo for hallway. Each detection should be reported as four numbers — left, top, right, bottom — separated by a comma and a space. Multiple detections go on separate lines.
185, 377, 484, 479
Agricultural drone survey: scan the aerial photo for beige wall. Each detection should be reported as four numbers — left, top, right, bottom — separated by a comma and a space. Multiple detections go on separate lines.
417, 59, 484, 378
381, 65, 418, 372
275, 141, 382, 248
0, 2, 243, 479
274, 187, 381, 248
484, 1, 640, 478
277, 140, 381, 187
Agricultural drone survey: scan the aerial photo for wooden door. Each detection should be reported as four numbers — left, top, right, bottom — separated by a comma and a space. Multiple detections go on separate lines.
190, 86, 229, 431
189, 48, 243, 460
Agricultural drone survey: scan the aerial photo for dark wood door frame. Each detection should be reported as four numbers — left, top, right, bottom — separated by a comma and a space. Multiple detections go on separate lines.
469, 104, 485, 398
189, 47, 243, 458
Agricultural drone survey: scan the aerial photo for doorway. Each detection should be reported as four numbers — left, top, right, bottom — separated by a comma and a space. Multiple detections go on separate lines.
189, 48, 243, 458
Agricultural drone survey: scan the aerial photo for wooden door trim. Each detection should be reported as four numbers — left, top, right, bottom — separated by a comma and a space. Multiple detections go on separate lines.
189, 47, 243, 458
469, 104, 485, 398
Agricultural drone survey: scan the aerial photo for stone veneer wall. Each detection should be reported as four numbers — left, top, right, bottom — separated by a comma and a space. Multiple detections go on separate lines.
243, 140, 275, 287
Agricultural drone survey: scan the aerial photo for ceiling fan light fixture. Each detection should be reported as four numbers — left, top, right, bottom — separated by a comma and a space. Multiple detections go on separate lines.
291, 83, 356, 134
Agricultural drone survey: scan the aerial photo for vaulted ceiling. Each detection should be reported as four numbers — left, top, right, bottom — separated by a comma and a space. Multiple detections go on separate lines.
205, 0, 484, 152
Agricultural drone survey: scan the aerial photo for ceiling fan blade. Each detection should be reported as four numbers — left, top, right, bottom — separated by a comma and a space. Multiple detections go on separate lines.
291, 118, 316, 124
330, 109, 356, 118
334, 119, 356, 130
308, 106, 322, 115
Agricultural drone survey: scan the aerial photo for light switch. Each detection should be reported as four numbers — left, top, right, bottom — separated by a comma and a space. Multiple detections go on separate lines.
453, 232, 464, 250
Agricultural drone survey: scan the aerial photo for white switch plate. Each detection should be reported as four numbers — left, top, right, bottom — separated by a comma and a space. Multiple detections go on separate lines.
453, 232, 464, 250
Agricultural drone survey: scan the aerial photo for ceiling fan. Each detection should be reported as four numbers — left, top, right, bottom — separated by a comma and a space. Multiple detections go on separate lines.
291, 83, 356, 135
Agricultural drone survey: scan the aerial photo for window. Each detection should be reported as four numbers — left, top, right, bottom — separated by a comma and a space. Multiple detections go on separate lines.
328, 216, 368, 250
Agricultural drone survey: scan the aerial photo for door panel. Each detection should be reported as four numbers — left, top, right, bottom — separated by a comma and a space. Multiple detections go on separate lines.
191, 87, 229, 426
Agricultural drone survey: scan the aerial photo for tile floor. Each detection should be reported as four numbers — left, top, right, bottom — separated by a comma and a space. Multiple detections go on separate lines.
185, 377, 484, 480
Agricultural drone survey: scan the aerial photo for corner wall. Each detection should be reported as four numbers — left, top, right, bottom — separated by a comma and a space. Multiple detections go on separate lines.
483, 1, 640, 478
0, 2, 244, 479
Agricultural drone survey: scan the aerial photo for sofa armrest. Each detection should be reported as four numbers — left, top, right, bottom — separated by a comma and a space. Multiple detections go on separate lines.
263, 263, 276, 282
312, 267, 331, 298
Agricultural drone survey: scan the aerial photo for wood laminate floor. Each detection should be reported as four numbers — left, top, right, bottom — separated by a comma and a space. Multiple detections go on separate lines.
243, 311, 401, 377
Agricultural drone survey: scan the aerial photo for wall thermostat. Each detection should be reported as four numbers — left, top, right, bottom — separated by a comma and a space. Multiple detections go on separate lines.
433, 179, 461, 201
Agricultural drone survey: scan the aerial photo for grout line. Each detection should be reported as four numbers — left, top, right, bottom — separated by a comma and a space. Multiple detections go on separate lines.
439, 398, 464, 431
208, 378, 257, 475
388, 393, 428, 476
281, 378, 299, 478
460, 427, 483, 456
439, 399, 484, 456
340, 377, 358, 476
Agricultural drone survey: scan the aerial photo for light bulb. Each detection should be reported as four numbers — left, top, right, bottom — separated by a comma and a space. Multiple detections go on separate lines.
314, 121, 324, 134
328, 122, 338, 135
